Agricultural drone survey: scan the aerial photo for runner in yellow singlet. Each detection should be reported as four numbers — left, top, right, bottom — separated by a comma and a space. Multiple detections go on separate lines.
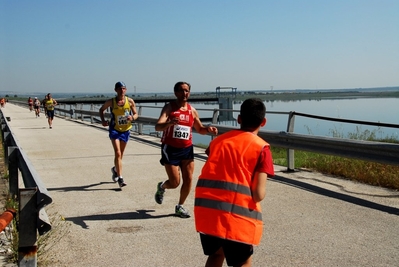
99, 81, 138, 188
44, 93, 57, 129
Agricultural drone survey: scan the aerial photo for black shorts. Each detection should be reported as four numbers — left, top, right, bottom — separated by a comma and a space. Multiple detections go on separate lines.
46, 110, 55, 119
160, 144, 193, 166
200, 233, 253, 266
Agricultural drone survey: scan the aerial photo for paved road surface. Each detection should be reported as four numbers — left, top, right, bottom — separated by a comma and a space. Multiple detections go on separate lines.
1, 103, 399, 267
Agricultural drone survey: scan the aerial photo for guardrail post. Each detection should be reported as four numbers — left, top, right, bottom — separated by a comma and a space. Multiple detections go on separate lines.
212, 109, 219, 124
70, 104, 75, 118
90, 104, 96, 124
138, 106, 143, 134
3, 131, 11, 169
74, 104, 79, 120
286, 112, 295, 171
8, 146, 19, 198
211, 109, 219, 140
19, 188, 38, 267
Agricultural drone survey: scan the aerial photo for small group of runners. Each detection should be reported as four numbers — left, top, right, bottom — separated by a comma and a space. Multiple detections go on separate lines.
99, 81, 275, 267
27, 94, 57, 128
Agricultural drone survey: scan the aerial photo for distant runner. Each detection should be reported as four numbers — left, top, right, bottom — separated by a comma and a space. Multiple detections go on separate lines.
44, 93, 57, 128
34, 97, 41, 117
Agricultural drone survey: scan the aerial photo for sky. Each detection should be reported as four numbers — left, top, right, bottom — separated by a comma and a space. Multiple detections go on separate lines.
1, 0, 398, 94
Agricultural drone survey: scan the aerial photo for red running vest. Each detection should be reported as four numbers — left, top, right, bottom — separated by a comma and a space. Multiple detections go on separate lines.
161, 102, 194, 148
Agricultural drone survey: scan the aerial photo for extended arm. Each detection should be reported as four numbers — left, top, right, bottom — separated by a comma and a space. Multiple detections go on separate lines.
192, 107, 218, 135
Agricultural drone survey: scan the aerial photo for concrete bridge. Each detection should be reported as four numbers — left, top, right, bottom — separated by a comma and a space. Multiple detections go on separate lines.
1, 103, 399, 267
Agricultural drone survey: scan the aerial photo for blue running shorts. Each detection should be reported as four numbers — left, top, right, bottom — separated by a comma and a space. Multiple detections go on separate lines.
109, 129, 130, 143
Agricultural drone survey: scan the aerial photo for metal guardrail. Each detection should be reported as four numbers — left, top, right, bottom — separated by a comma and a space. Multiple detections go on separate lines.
4, 100, 398, 266
10, 100, 399, 170
0, 109, 52, 267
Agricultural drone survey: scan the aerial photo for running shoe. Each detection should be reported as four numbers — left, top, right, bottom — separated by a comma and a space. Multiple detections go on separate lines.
175, 205, 190, 218
111, 167, 118, 182
155, 182, 165, 204
118, 177, 127, 187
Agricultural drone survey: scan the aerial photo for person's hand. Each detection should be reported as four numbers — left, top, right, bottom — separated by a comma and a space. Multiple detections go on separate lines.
169, 117, 179, 125
101, 120, 109, 127
207, 126, 218, 135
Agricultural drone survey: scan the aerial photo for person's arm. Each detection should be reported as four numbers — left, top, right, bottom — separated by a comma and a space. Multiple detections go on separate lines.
251, 145, 274, 202
191, 107, 218, 135
99, 99, 112, 126
53, 99, 58, 106
155, 104, 178, 131
128, 98, 138, 121
251, 172, 267, 202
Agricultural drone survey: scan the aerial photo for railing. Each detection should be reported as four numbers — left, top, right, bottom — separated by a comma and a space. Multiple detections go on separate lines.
9, 100, 399, 169
0, 109, 52, 267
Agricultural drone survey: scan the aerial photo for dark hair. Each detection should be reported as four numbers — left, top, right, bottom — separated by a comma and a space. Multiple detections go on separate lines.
115, 81, 126, 89
174, 81, 191, 92
240, 98, 266, 130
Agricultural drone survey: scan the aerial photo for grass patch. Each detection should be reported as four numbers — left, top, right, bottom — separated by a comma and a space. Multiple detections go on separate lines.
271, 126, 399, 190
36, 205, 71, 267
197, 127, 399, 190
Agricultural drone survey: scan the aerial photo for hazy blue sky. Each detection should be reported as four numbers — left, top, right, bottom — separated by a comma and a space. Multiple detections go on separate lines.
1, 0, 398, 94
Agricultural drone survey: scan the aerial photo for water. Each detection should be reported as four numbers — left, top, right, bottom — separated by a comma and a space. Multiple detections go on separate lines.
93, 97, 399, 146
261, 98, 399, 137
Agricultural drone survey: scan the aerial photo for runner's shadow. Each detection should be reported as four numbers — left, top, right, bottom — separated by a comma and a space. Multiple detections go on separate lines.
270, 175, 399, 216
47, 181, 120, 192
66, 210, 175, 229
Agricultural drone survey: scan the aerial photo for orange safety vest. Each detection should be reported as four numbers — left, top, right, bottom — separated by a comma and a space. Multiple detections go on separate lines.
194, 130, 269, 245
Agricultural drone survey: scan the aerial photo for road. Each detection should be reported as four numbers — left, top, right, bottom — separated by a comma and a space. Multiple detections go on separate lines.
1, 103, 399, 267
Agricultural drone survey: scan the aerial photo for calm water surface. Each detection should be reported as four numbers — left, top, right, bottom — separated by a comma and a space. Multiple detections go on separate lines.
99, 97, 399, 145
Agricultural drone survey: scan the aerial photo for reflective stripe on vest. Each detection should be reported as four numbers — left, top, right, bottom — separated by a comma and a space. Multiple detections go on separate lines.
195, 197, 262, 221
196, 179, 262, 220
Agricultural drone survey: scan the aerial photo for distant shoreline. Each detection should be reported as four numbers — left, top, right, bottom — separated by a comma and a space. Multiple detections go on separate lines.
231, 90, 399, 101
4, 87, 399, 102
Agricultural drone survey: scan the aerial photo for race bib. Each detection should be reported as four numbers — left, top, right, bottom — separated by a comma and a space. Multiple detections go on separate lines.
173, 124, 190, 140
117, 115, 128, 125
